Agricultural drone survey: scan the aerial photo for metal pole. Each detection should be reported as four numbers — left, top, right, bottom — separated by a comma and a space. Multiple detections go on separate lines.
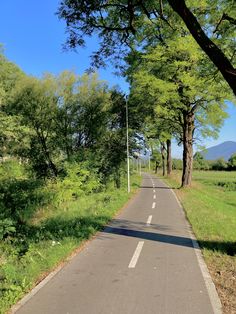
139, 157, 142, 175
126, 97, 130, 193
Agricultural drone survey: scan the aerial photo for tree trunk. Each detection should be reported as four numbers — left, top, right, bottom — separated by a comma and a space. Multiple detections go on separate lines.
166, 139, 172, 176
36, 129, 58, 177
167, 0, 236, 96
181, 111, 194, 187
155, 161, 158, 174
114, 168, 121, 188
161, 142, 166, 176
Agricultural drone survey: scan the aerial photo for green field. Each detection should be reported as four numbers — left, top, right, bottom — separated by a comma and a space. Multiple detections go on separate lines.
0, 172, 141, 314
164, 170, 236, 314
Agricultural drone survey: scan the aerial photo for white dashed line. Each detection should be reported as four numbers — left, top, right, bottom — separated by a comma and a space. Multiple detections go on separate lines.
128, 241, 144, 268
153, 190, 156, 193
146, 215, 152, 225
153, 195, 156, 199
152, 202, 156, 209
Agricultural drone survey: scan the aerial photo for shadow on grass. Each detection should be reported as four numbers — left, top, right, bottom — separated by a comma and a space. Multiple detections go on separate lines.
14, 217, 236, 257
198, 240, 236, 256
0, 178, 52, 224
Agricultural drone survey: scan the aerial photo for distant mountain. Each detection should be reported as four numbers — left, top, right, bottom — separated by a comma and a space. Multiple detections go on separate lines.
200, 141, 236, 161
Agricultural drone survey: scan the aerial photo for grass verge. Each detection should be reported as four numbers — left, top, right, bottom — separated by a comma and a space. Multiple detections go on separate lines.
0, 173, 141, 314
163, 170, 236, 314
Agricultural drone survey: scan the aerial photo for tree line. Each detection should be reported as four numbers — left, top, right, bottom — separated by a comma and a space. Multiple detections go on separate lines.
57, 0, 235, 187
0, 48, 137, 188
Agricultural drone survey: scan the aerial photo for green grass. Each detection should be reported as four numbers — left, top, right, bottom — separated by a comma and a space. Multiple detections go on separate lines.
163, 170, 236, 314
0, 171, 141, 314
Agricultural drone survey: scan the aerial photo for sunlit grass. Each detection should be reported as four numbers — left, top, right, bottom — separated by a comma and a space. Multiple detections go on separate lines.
164, 170, 236, 314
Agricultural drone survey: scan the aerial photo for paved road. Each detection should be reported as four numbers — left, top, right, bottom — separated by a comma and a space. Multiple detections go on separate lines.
14, 174, 220, 314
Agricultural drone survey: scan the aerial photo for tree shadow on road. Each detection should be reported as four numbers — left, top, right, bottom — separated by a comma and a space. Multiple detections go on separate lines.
140, 186, 179, 190
13, 216, 235, 257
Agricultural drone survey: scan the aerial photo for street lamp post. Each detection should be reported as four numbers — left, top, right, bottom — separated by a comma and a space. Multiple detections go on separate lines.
148, 151, 151, 171
126, 97, 130, 193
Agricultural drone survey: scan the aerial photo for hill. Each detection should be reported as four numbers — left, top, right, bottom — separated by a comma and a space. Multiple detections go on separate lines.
200, 141, 236, 161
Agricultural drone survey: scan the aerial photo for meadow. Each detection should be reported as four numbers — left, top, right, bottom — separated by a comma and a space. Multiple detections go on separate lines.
164, 170, 236, 314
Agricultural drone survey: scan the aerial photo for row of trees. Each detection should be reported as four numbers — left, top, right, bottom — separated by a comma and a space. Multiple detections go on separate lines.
57, 0, 235, 187
193, 152, 236, 171
0, 48, 136, 187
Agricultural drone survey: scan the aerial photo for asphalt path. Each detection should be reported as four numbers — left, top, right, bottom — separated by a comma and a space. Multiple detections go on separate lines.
14, 174, 221, 314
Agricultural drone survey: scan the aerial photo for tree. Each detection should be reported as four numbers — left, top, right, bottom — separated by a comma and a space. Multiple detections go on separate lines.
193, 152, 209, 170
128, 36, 228, 186
8, 76, 59, 178
228, 153, 236, 170
55, 71, 110, 159
57, 0, 236, 95
0, 47, 26, 159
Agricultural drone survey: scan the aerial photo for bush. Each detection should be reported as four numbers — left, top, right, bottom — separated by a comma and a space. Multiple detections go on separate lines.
172, 158, 182, 170
0, 159, 25, 179
0, 218, 16, 240
0, 178, 49, 225
54, 162, 102, 203
211, 158, 228, 171
217, 181, 236, 191
193, 152, 210, 170
228, 153, 236, 170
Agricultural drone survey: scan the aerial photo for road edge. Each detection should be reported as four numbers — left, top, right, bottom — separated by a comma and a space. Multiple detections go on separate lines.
159, 176, 222, 314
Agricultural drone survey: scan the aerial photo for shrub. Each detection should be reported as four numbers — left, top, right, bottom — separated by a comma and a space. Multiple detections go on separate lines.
172, 158, 182, 170
54, 162, 102, 203
211, 158, 227, 170
228, 153, 236, 170
217, 181, 236, 191
0, 218, 16, 240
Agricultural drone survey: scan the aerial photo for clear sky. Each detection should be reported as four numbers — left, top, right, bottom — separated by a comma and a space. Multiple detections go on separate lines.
0, 1, 235, 158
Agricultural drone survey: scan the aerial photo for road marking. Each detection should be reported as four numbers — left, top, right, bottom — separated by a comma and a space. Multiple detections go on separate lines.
152, 202, 156, 209
146, 215, 152, 225
153, 195, 156, 199
153, 189, 156, 193
128, 241, 144, 268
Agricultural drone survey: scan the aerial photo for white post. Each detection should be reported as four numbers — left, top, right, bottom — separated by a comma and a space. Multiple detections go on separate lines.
126, 97, 130, 193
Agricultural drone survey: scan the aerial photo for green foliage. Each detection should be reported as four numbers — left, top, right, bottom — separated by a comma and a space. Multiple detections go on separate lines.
7, 75, 59, 177
228, 153, 236, 170
57, 0, 236, 96
216, 181, 236, 191
211, 158, 228, 170
0, 177, 49, 225
193, 152, 210, 170
172, 158, 183, 170
55, 162, 102, 203
0, 160, 25, 179
130, 35, 228, 139
0, 218, 15, 240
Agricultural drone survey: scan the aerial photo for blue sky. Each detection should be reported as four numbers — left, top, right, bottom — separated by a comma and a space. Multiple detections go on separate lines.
0, 1, 235, 158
